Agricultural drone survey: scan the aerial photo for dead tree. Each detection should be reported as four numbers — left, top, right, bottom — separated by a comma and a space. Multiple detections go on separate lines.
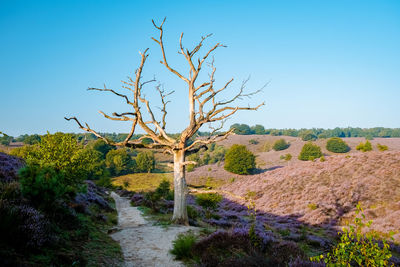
65, 18, 264, 225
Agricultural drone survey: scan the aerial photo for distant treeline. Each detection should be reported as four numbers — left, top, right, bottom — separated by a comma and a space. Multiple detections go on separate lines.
229, 124, 400, 139
2, 125, 399, 146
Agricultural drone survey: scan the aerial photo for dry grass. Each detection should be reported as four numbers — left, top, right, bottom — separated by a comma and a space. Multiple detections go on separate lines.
112, 173, 173, 192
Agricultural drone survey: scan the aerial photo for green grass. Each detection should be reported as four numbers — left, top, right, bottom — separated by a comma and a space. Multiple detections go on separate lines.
112, 173, 173, 192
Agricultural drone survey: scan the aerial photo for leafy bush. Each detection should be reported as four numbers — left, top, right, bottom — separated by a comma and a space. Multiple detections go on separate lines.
136, 151, 155, 173
224, 144, 256, 174
377, 143, 388, 151
195, 193, 222, 210
311, 203, 393, 266
273, 139, 290, 151
105, 149, 136, 176
91, 139, 114, 158
326, 137, 350, 153
356, 140, 372, 152
300, 131, 317, 141
23, 134, 41, 145
298, 143, 322, 161
170, 232, 198, 260
19, 165, 70, 210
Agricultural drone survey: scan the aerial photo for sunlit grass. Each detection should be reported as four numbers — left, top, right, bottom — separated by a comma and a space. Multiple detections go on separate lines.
112, 173, 173, 192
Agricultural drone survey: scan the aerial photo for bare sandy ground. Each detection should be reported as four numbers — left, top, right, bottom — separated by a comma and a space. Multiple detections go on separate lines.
110, 192, 195, 267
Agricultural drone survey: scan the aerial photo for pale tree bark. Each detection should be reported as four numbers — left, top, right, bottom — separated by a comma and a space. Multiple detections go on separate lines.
65, 18, 264, 225
172, 149, 188, 224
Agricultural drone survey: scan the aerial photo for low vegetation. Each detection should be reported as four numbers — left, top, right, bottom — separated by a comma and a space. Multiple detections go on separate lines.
298, 142, 323, 161
272, 138, 290, 151
326, 137, 350, 153
356, 140, 373, 152
377, 143, 388, 151
224, 144, 256, 174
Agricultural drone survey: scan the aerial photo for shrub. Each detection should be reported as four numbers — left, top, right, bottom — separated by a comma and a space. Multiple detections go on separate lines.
230, 123, 252, 135
280, 153, 292, 161
19, 165, 70, 210
300, 131, 317, 141
249, 139, 259, 145
224, 144, 256, 174
136, 151, 155, 173
170, 232, 198, 260
298, 143, 322, 161
310, 203, 393, 266
195, 193, 222, 210
105, 149, 136, 175
273, 139, 290, 151
356, 140, 372, 152
326, 137, 350, 153
377, 143, 388, 151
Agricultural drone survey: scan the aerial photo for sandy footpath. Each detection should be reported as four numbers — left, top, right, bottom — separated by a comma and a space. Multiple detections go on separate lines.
110, 192, 195, 267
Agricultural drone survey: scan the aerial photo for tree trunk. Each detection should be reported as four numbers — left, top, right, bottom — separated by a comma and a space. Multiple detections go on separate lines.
172, 149, 189, 225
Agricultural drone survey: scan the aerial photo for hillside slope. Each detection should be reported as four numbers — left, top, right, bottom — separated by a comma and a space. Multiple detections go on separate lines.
222, 151, 400, 241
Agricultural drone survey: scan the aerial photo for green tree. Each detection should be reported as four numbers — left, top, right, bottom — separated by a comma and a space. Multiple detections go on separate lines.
230, 123, 252, 135
326, 137, 350, 153
250, 124, 265, 135
0, 132, 13, 146
23, 134, 41, 145
224, 144, 256, 174
136, 151, 155, 173
300, 130, 317, 141
298, 142, 322, 161
91, 139, 114, 158
105, 149, 136, 175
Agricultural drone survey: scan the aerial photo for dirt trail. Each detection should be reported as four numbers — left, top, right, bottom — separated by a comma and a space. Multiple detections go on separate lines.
110, 192, 195, 267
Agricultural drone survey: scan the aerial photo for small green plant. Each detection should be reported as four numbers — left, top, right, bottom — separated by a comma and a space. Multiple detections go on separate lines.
320, 155, 325, 162
377, 143, 388, 151
310, 203, 394, 266
356, 140, 373, 152
195, 193, 222, 210
298, 142, 322, 161
186, 205, 198, 220
272, 139, 290, 151
249, 139, 259, 145
280, 153, 292, 161
122, 179, 130, 189
326, 137, 350, 153
170, 232, 197, 260
307, 203, 318, 210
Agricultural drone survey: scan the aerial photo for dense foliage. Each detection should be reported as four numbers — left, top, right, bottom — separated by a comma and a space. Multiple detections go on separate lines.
298, 142, 323, 161
272, 139, 290, 151
224, 144, 256, 174
300, 130, 318, 141
186, 144, 226, 171
326, 137, 350, 153
136, 151, 155, 173
105, 149, 136, 176
195, 193, 223, 210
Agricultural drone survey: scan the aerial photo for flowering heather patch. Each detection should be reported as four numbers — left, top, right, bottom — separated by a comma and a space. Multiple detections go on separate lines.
223, 151, 400, 242
0, 152, 23, 182
74, 180, 112, 211
0, 200, 53, 248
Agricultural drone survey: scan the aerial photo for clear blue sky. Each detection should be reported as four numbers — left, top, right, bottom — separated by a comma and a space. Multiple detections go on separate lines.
1, 0, 399, 136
